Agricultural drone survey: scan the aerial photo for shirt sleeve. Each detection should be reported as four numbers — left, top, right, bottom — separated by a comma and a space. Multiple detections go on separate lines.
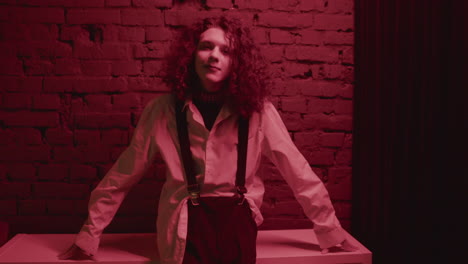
74, 99, 159, 256
260, 101, 346, 249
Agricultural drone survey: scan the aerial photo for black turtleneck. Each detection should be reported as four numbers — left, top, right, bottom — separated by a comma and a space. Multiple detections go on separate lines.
192, 90, 225, 131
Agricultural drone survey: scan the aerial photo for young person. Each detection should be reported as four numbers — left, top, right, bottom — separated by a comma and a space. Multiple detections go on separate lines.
58, 16, 357, 264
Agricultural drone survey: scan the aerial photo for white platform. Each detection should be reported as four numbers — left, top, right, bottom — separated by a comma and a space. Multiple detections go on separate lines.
0, 229, 371, 264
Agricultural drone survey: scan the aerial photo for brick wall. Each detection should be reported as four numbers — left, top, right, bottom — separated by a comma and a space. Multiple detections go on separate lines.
0, 0, 354, 237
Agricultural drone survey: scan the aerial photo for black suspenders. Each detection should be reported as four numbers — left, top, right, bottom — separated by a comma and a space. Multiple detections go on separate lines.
175, 100, 250, 206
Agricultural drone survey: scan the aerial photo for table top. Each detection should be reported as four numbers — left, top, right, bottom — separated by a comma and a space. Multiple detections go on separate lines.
0, 229, 371, 264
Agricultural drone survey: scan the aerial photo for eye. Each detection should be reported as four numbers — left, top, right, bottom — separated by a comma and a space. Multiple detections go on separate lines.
221, 47, 231, 54
199, 42, 213, 50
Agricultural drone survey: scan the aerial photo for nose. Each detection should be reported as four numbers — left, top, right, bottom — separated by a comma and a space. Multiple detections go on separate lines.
208, 47, 221, 62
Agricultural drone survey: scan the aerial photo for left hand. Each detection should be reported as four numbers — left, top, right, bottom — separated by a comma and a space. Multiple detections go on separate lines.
321, 238, 360, 254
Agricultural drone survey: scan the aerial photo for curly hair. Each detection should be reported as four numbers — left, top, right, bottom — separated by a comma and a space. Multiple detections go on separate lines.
162, 16, 270, 117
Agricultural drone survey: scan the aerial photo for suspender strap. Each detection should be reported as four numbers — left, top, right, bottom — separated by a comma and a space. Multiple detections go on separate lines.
236, 116, 249, 196
175, 99, 250, 206
175, 100, 200, 205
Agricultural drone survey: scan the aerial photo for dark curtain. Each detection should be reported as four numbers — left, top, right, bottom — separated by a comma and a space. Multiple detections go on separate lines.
353, 1, 467, 264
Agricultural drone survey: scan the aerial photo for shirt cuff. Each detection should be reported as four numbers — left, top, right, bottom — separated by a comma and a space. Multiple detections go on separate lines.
314, 226, 346, 249
74, 231, 100, 256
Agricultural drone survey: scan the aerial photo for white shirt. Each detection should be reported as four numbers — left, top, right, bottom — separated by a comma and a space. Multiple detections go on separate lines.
75, 94, 346, 264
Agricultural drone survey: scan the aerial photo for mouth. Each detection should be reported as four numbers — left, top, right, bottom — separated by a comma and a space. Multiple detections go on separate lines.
205, 65, 221, 71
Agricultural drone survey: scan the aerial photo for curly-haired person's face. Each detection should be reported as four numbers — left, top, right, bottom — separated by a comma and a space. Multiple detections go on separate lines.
195, 27, 232, 92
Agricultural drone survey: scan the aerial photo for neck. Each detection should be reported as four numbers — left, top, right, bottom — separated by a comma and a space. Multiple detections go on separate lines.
193, 88, 225, 104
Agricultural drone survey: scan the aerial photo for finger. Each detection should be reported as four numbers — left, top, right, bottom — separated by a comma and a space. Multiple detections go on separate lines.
321, 248, 329, 254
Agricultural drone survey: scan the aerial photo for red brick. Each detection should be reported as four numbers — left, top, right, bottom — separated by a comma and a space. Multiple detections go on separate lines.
112, 93, 140, 110
333, 99, 352, 114
206, 0, 232, 9
143, 60, 164, 76
279, 112, 301, 131
106, 0, 131, 7
121, 9, 163, 25
302, 148, 335, 166
18, 199, 46, 215
17, 41, 71, 58
0, 182, 31, 199
282, 96, 307, 113
299, 80, 342, 97
257, 12, 314, 28
328, 167, 351, 183
343, 133, 352, 148
55, 58, 81, 75
32, 94, 61, 110
0, 77, 42, 92
24, 59, 54, 75
2, 93, 32, 109
51, 146, 79, 162
84, 94, 112, 111
270, 29, 294, 44
251, 27, 268, 44
326, 178, 351, 200
314, 14, 353, 30
324, 31, 354, 45
9, 7, 64, 23
67, 9, 120, 24
293, 131, 321, 148
303, 114, 352, 131
80, 61, 112, 76
79, 145, 112, 163
133, 43, 166, 59
7, 163, 36, 181
0, 145, 50, 162
333, 201, 351, 219
323, 64, 346, 79
0, 58, 23, 75
298, 29, 322, 45
74, 42, 132, 60
321, 132, 345, 147
236, 0, 269, 10
18, 0, 105, 6
307, 98, 334, 114
73, 78, 127, 93
299, 0, 325, 11
163, 10, 222, 27
342, 47, 353, 64
145, 27, 172, 41
262, 45, 283, 63
102, 130, 129, 146
285, 46, 339, 63
33, 182, 89, 199
59, 25, 88, 41
46, 200, 75, 216
119, 27, 145, 42
74, 113, 131, 128
1, 111, 59, 127
270, 0, 301, 11
70, 164, 98, 183
43, 78, 74, 93
0, 23, 59, 41
281, 62, 317, 78
10, 128, 43, 145
0, 200, 16, 215
45, 128, 73, 145
326, 0, 354, 14
74, 130, 100, 145
336, 149, 351, 165
111, 60, 142, 76
0, 128, 16, 144
133, 0, 172, 8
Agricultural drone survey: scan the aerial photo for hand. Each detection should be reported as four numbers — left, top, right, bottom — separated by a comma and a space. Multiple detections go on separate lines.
321, 238, 360, 254
57, 244, 94, 260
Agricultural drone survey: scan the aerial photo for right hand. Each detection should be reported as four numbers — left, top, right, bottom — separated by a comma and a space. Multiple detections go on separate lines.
57, 244, 94, 260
